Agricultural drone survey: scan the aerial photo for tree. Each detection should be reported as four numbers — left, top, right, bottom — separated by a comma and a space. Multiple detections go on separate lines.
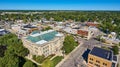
96, 35, 102, 41
0, 58, 5, 67
0, 54, 19, 67
23, 61, 37, 67
62, 35, 78, 54
0, 34, 29, 57
0, 45, 7, 57
112, 46, 119, 55
42, 26, 52, 31
100, 38, 106, 43
80, 16, 87, 22
0, 33, 17, 46
7, 44, 29, 57
33, 55, 45, 63
0, 33, 29, 67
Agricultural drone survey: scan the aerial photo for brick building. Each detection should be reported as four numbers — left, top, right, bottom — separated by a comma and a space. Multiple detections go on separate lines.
88, 47, 118, 67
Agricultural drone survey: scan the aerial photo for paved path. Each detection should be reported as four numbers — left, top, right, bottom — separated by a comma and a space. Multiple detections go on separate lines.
118, 52, 120, 67
25, 56, 42, 66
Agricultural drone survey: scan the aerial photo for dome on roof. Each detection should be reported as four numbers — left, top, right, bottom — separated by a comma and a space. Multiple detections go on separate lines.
111, 32, 116, 35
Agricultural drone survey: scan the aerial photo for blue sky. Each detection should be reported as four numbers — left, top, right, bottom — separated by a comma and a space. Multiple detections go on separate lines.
0, 0, 120, 10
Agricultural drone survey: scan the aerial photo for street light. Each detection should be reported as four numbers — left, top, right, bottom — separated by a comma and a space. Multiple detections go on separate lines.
62, 50, 65, 57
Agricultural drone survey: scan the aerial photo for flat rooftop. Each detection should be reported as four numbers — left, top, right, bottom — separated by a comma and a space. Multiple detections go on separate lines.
23, 24, 37, 28
113, 55, 117, 61
0, 29, 9, 36
90, 47, 113, 61
26, 30, 63, 45
0, 29, 5, 31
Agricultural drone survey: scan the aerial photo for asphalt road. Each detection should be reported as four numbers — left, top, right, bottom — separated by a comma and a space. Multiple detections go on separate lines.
60, 44, 87, 67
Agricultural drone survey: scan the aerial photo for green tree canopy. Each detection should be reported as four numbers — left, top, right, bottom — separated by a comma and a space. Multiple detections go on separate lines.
112, 46, 119, 55
0, 33, 29, 67
33, 55, 45, 63
0, 45, 6, 57
0, 54, 19, 67
62, 35, 78, 54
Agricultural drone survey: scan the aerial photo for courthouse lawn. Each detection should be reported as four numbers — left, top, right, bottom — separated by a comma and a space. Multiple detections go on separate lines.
51, 56, 63, 67
42, 56, 63, 67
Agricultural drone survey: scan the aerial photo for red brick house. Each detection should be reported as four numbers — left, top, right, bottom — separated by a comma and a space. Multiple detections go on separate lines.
86, 22, 99, 27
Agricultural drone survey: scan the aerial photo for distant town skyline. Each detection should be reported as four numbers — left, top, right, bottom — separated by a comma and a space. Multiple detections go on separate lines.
0, 0, 120, 10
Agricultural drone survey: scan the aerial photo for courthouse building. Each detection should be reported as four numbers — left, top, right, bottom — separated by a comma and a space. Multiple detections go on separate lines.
22, 30, 64, 57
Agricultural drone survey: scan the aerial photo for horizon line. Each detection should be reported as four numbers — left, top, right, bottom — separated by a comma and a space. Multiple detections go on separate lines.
0, 9, 120, 11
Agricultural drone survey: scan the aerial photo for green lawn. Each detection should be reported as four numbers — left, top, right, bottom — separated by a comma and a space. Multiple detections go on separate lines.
42, 56, 63, 67
42, 59, 52, 67
33, 54, 54, 64
51, 56, 63, 67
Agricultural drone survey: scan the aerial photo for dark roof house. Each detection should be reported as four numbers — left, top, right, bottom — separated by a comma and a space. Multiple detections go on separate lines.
0, 29, 9, 36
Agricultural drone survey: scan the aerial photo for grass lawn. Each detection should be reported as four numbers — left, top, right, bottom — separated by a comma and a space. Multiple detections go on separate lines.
51, 56, 63, 67
42, 59, 52, 67
42, 56, 63, 67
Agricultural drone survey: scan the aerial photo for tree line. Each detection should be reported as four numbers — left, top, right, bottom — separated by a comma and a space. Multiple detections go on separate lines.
0, 33, 37, 67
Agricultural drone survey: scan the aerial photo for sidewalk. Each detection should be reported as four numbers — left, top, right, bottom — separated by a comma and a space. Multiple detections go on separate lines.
118, 54, 120, 67
50, 55, 57, 60
56, 42, 83, 67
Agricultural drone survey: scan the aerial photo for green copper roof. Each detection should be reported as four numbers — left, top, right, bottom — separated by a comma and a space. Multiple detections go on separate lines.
27, 30, 58, 43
